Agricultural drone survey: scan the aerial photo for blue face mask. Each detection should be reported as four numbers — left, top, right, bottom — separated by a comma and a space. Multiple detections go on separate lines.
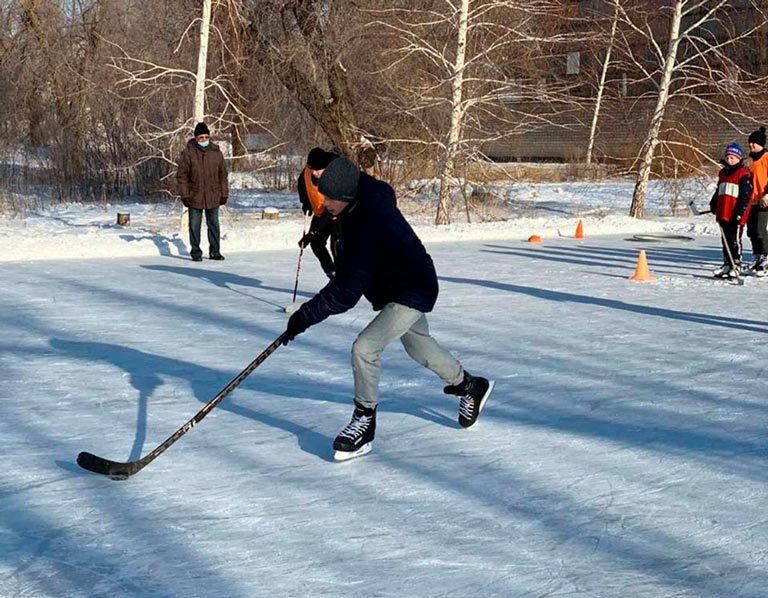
197, 140, 210, 148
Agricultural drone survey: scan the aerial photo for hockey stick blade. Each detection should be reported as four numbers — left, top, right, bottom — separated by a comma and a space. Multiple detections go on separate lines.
77, 334, 285, 480
688, 200, 712, 216
77, 451, 137, 480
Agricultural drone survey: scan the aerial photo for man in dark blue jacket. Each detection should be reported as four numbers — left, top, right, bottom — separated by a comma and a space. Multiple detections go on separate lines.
283, 156, 494, 461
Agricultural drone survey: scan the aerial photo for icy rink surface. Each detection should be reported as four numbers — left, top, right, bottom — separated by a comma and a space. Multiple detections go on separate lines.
1, 232, 767, 597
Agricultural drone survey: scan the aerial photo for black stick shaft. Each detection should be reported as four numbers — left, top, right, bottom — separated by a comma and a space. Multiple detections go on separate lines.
77, 334, 285, 479
291, 213, 310, 304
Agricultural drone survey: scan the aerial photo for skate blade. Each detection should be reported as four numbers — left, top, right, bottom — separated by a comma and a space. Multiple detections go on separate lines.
333, 442, 372, 462
477, 380, 495, 417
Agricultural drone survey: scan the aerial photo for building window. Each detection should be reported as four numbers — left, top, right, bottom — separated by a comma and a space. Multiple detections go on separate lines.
567, 52, 580, 75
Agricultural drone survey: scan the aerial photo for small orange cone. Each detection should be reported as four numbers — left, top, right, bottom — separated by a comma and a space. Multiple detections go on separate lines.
575, 220, 584, 239
527, 235, 542, 243
629, 250, 656, 282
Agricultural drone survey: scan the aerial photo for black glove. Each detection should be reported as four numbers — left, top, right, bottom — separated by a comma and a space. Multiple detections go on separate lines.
283, 311, 309, 345
709, 198, 717, 214
220, 197, 228, 206
735, 212, 745, 226
298, 232, 313, 249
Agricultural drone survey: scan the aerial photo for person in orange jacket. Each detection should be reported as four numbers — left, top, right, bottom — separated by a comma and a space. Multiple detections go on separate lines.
297, 148, 340, 278
743, 126, 768, 275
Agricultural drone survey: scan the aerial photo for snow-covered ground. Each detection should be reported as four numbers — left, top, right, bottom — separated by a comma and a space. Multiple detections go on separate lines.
2, 175, 766, 597
0, 176, 715, 262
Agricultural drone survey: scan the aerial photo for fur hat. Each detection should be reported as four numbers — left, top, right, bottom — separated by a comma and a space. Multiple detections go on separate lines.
317, 156, 360, 202
748, 126, 766, 147
306, 147, 337, 170
725, 142, 743, 160
194, 122, 210, 137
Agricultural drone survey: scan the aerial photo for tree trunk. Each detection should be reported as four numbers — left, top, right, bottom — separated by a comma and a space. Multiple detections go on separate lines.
436, 0, 469, 226
247, 2, 360, 160
629, 0, 683, 219
194, 0, 212, 124
586, 0, 619, 166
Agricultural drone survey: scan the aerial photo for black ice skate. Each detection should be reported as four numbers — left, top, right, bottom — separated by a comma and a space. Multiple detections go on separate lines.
752, 254, 768, 277
333, 402, 376, 461
444, 371, 495, 428
712, 263, 730, 278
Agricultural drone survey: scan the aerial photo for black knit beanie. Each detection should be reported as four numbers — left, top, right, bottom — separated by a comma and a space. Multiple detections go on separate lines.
748, 126, 766, 147
194, 122, 210, 137
318, 156, 360, 202
307, 148, 337, 170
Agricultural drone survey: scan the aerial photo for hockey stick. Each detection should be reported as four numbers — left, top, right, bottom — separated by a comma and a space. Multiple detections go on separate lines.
285, 211, 311, 314
718, 223, 745, 286
688, 200, 712, 216
77, 334, 285, 480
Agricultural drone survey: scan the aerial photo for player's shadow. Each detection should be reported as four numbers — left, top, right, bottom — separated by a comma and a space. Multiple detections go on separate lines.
141, 264, 314, 309
49, 338, 332, 464
119, 233, 188, 257
440, 276, 768, 333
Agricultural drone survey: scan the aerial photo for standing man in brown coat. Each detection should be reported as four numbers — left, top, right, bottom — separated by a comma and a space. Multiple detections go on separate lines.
176, 122, 229, 261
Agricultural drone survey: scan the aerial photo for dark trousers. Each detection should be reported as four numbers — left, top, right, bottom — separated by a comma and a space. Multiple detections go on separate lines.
719, 219, 743, 264
746, 208, 768, 257
309, 215, 339, 275
188, 207, 220, 258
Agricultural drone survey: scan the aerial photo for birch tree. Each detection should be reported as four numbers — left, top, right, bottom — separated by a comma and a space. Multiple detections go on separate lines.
107, 0, 266, 171
194, 0, 212, 123
436, 0, 470, 224
585, 0, 621, 165
371, 0, 588, 224
621, 0, 768, 218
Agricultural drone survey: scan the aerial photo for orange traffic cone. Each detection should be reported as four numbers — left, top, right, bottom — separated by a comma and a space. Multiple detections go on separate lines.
575, 219, 584, 239
629, 250, 656, 282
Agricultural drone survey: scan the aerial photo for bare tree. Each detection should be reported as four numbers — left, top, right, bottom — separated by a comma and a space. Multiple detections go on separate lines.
370, 0, 589, 224
619, 0, 768, 218
586, 0, 621, 165
105, 0, 270, 181
436, 0, 470, 224
194, 0, 213, 123
244, 0, 368, 160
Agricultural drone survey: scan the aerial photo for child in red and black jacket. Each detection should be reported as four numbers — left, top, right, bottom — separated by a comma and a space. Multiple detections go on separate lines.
709, 142, 753, 278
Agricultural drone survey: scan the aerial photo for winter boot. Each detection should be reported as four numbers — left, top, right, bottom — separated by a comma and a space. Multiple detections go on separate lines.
209, 252, 225, 261
333, 402, 376, 461
753, 254, 768, 277
443, 371, 495, 429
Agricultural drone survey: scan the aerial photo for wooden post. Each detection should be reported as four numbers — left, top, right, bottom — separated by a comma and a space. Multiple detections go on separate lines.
261, 207, 279, 221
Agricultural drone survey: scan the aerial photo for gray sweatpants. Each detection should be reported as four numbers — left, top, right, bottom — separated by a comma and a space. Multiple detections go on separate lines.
351, 302, 464, 408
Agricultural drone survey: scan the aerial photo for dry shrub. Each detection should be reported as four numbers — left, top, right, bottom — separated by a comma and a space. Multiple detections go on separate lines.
464, 160, 618, 183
